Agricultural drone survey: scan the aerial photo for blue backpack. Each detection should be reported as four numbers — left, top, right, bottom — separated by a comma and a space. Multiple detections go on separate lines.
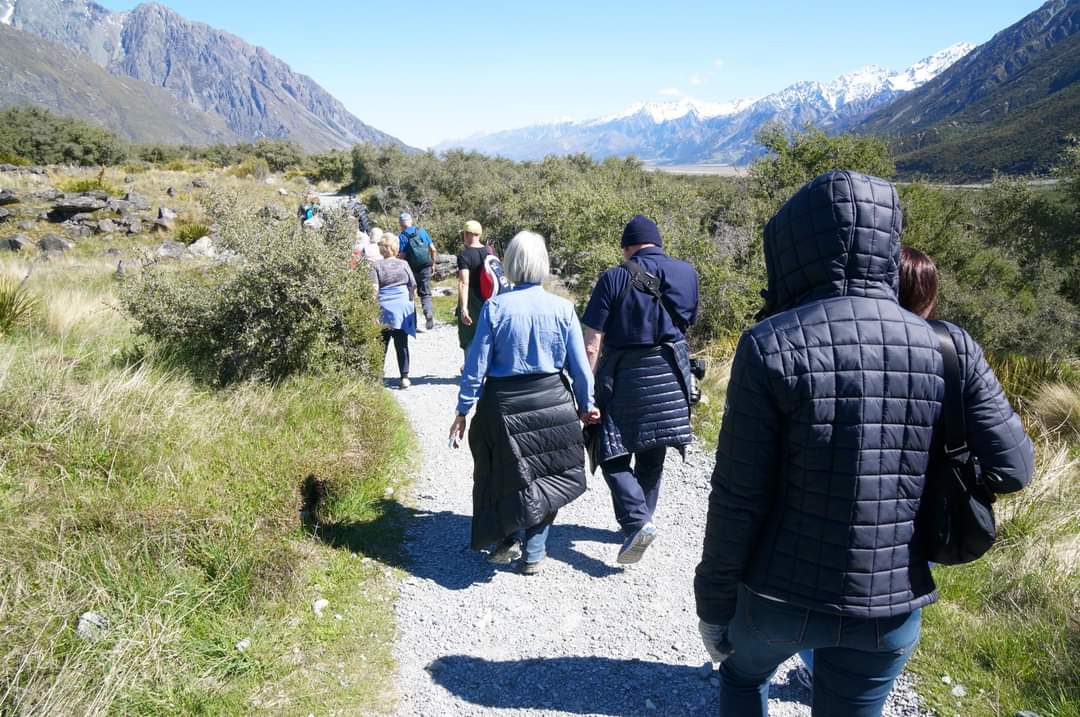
403, 228, 433, 269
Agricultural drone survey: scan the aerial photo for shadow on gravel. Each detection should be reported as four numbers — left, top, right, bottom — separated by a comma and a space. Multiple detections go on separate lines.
306, 494, 628, 589
427, 655, 721, 715
397, 374, 463, 387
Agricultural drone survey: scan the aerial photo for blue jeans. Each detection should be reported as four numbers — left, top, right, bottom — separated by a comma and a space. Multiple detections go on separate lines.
499, 515, 553, 563
719, 586, 921, 717
600, 446, 666, 535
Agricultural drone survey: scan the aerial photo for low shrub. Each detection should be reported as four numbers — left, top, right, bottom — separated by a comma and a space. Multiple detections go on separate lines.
0, 152, 29, 166
121, 195, 383, 385
226, 157, 271, 180
55, 175, 122, 197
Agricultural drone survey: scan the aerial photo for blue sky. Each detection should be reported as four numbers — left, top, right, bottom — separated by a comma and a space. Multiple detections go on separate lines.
97, 1, 1043, 148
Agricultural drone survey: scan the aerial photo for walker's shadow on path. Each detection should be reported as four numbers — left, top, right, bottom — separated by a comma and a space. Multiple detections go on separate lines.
427, 655, 720, 716
382, 374, 462, 388
306, 498, 624, 589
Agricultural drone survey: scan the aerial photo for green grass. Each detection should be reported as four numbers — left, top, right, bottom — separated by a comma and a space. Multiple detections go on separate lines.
54, 175, 123, 197
0, 254, 412, 715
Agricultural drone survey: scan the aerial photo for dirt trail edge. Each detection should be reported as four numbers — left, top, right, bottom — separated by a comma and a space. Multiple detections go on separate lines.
386, 322, 929, 717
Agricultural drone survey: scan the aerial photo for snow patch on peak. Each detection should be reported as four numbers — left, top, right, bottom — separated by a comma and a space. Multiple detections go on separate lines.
890, 41, 975, 91
593, 96, 757, 125
1, 1, 16, 26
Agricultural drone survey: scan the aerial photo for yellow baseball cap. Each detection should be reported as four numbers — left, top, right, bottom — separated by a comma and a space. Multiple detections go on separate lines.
463, 220, 483, 236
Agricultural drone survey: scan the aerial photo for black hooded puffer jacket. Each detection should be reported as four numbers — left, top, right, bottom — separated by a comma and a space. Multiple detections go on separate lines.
694, 171, 1034, 624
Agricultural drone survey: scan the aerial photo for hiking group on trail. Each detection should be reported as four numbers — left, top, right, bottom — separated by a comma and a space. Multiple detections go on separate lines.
363, 171, 1035, 717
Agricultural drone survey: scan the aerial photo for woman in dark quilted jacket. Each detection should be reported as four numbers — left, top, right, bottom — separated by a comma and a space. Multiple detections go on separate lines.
694, 171, 1035, 717
450, 231, 600, 575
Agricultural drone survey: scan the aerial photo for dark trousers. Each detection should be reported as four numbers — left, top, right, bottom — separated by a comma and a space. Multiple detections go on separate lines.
600, 446, 666, 535
381, 329, 410, 377
414, 265, 433, 321
719, 585, 921, 717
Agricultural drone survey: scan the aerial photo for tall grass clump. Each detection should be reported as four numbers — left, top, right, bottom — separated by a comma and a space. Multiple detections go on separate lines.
0, 275, 37, 336
120, 193, 382, 385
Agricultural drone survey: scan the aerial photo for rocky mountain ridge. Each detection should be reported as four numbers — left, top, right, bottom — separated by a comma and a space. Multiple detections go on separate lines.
2, 0, 405, 150
437, 43, 974, 165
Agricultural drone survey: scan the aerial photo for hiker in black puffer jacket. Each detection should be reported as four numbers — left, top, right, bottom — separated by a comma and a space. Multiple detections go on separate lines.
582, 215, 700, 566
694, 171, 1034, 717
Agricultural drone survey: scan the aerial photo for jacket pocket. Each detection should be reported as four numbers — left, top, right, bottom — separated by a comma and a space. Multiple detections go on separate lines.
746, 590, 810, 645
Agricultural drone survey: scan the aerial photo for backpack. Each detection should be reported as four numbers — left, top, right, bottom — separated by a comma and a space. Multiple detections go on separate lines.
404, 228, 432, 269
478, 246, 510, 299
916, 322, 997, 565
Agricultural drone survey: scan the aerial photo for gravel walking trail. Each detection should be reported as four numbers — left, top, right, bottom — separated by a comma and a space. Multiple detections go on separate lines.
385, 322, 929, 717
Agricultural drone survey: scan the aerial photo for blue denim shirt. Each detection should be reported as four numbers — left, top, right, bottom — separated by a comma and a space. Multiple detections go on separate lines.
457, 284, 595, 416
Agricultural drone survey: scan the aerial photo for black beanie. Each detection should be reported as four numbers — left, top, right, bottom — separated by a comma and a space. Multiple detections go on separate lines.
621, 214, 662, 248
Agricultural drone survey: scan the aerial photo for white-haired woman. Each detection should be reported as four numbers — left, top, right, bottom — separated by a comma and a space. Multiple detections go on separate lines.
450, 231, 600, 574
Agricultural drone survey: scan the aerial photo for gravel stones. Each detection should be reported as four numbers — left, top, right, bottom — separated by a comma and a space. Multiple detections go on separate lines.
387, 324, 931, 717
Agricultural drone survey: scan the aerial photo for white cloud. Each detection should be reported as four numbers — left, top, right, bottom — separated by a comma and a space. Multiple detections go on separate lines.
689, 72, 712, 86
714, 58, 726, 68
658, 87, 682, 97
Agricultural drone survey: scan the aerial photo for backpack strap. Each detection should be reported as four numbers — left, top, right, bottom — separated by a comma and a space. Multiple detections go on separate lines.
615, 259, 690, 335
930, 321, 967, 455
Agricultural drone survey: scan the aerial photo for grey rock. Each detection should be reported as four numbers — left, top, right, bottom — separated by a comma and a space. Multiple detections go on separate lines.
54, 195, 107, 213
105, 247, 122, 257
186, 236, 217, 258
154, 240, 185, 260
124, 192, 150, 210
127, 218, 143, 234
65, 224, 92, 239
106, 198, 132, 213
16, 220, 35, 231
158, 207, 177, 221
124, 175, 136, 184
3, 235, 35, 252
34, 188, 62, 201
152, 218, 174, 232
0, 189, 18, 205
38, 233, 73, 252
76, 611, 109, 641
70, 212, 96, 223
0, 208, 9, 222
166, 186, 178, 197
114, 259, 126, 277
278, 187, 289, 196
97, 219, 118, 233
192, 177, 209, 188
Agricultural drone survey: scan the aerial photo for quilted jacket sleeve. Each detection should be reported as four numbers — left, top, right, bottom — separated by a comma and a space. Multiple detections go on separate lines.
953, 326, 1035, 494
695, 330, 781, 625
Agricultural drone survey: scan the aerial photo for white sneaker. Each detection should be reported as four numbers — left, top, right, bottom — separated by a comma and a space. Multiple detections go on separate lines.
617, 522, 658, 564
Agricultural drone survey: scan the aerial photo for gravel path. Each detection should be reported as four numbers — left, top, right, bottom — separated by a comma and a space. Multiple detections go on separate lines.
386, 322, 930, 717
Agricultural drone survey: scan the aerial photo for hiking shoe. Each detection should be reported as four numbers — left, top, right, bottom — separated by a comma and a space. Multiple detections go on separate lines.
487, 541, 521, 564
617, 522, 657, 564
519, 557, 546, 575
400, 377, 411, 389
426, 316, 435, 331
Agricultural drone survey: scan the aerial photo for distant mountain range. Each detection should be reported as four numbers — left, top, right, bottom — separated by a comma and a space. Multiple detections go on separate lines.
436, 44, 974, 165
857, 0, 1080, 178
0, 23, 236, 145
0, 0, 406, 150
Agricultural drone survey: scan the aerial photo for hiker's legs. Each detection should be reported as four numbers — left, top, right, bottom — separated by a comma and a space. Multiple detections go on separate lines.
719, 586, 834, 717
416, 265, 434, 321
634, 446, 666, 520
601, 454, 649, 535
380, 329, 393, 376
391, 330, 410, 377
812, 611, 920, 717
521, 513, 554, 564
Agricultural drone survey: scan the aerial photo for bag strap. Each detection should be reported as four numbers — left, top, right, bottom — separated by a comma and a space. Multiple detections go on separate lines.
614, 259, 690, 335
930, 321, 967, 454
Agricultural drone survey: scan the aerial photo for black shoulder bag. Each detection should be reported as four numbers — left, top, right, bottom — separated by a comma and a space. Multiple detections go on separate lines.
917, 322, 997, 565
612, 260, 704, 405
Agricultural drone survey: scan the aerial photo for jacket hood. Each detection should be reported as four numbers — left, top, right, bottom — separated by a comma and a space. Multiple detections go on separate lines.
761, 171, 902, 315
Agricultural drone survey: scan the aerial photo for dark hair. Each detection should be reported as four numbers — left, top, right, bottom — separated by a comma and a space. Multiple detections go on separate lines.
899, 246, 939, 319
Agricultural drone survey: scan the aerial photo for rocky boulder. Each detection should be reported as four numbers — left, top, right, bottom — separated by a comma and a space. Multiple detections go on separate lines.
0, 208, 10, 222
432, 253, 459, 281
97, 219, 118, 234
257, 204, 291, 221
0, 189, 18, 205
39, 233, 73, 252
3, 235, 34, 252
53, 195, 107, 213
192, 177, 210, 189
186, 236, 218, 258
106, 198, 133, 214
124, 192, 149, 210
158, 207, 177, 221
155, 240, 186, 260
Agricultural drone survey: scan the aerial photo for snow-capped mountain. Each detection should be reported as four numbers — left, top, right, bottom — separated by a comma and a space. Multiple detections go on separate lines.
437, 43, 974, 165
